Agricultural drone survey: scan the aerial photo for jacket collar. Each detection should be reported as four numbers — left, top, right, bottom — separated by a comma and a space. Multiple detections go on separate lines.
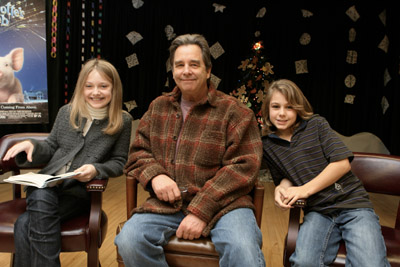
166, 83, 218, 108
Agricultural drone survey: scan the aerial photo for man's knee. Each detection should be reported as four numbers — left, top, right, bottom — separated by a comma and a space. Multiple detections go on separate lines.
115, 220, 144, 250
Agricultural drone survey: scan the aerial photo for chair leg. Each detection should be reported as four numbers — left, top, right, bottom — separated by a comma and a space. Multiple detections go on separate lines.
116, 246, 125, 267
87, 248, 100, 267
10, 253, 15, 267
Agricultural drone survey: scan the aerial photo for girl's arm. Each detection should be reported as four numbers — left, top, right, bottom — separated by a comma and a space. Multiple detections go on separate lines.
284, 158, 351, 206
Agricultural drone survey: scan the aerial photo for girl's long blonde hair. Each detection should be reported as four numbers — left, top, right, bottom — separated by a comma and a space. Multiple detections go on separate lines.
261, 79, 313, 136
69, 58, 124, 135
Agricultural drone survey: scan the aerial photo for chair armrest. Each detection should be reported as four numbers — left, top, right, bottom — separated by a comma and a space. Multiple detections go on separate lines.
0, 133, 48, 199
284, 199, 306, 267
0, 133, 48, 174
126, 175, 138, 219
86, 178, 108, 192
253, 181, 265, 228
87, 177, 108, 255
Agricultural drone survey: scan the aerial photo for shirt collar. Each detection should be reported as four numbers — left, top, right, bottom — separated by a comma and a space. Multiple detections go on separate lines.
266, 119, 308, 140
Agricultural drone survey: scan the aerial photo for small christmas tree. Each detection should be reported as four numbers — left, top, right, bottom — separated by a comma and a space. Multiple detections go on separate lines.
231, 41, 274, 127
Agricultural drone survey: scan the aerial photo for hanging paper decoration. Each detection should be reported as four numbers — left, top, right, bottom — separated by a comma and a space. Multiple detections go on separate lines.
296, 7, 313, 75
344, 94, 355, 104
295, 60, 308, 74
50, 0, 58, 58
126, 53, 139, 68
344, 74, 356, 88
346, 5, 360, 22
64, 0, 71, 104
126, 31, 143, 46
299, 33, 311, 45
383, 68, 391, 87
379, 9, 386, 26
165, 59, 172, 73
97, 0, 103, 58
378, 35, 389, 53
165, 25, 176, 40
132, 0, 144, 9
301, 9, 313, 18
256, 7, 266, 18
349, 28, 356, 42
90, 0, 95, 58
212, 3, 226, 13
381, 96, 389, 114
346, 50, 357, 64
81, 0, 86, 63
210, 73, 221, 89
210, 42, 225, 59
124, 100, 137, 112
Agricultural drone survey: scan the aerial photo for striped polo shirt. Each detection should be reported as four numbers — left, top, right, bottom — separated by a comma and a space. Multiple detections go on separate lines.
262, 114, 372, 215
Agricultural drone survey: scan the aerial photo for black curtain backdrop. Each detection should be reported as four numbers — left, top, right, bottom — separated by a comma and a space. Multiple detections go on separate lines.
1, 0, 399, 155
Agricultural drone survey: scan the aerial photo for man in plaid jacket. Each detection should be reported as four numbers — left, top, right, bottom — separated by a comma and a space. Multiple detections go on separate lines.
115, 33, 265, 267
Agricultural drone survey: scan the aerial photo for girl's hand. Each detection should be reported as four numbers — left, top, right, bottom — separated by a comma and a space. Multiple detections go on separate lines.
73, 164, 98, 182
3, 141, 34, 162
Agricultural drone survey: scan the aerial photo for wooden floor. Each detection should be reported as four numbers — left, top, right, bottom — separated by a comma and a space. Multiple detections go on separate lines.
0, 175, 398, 267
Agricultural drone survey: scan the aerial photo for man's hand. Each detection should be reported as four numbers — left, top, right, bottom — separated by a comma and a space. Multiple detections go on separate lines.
152, 174, 181, 203
176, 214, 206, 240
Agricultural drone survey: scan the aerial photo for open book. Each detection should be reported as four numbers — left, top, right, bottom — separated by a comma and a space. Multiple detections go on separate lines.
3, 172, 80, 188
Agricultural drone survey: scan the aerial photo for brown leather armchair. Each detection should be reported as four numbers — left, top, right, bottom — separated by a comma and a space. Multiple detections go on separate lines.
283, 152, 400, 267
116, 175, 265, 267
0, 133, 108, 267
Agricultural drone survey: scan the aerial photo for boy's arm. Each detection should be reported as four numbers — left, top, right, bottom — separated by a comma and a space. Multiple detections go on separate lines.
285, 158, 351, 206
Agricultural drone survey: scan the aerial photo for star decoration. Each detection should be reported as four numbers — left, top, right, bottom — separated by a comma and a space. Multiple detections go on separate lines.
213, 3, 226, 13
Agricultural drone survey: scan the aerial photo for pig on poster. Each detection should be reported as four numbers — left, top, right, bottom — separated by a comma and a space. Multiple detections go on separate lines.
0, 0, 48, 124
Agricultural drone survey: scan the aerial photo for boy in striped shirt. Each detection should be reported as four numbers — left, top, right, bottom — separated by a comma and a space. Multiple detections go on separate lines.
261, 79, 388, 267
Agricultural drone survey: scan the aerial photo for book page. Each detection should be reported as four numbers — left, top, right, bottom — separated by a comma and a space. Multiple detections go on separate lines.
3, 172, 79, 188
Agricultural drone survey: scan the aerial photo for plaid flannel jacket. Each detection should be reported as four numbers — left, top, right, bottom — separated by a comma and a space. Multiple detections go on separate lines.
124, 85, 262, 236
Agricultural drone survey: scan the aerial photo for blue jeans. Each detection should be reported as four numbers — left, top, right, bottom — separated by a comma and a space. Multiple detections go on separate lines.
115, 208, 265, 267
14, 185, 89, 267
290, 208, 390, 267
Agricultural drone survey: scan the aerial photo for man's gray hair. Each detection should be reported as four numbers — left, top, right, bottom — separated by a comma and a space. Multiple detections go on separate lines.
168, 34, 212, 71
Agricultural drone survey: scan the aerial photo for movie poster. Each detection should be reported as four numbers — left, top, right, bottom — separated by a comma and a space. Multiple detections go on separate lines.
0, 0, 48, 124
